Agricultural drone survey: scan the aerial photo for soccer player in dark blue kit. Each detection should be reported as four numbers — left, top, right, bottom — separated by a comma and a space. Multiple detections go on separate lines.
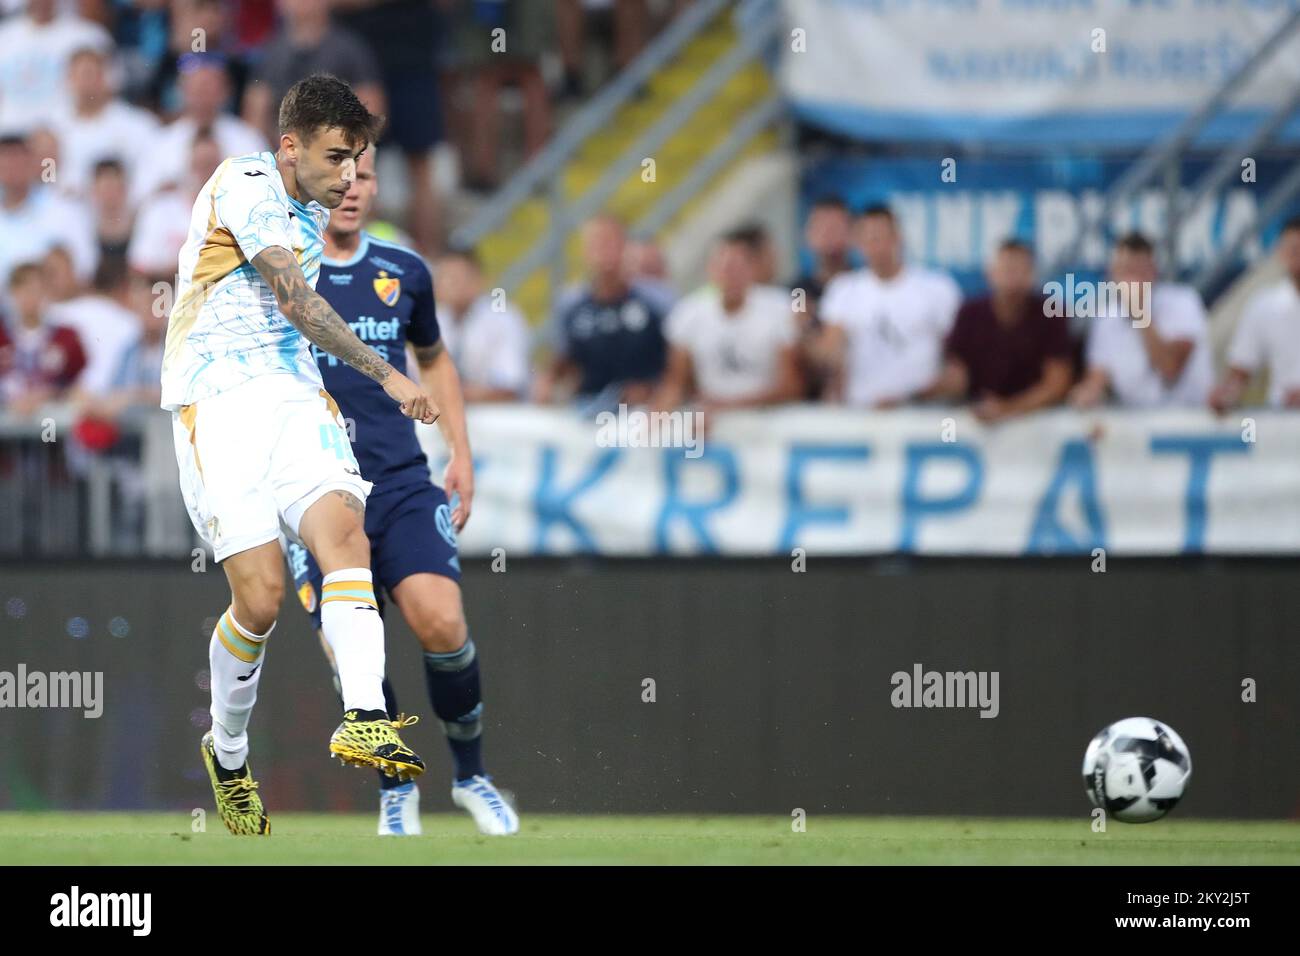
282, 147, 518, 836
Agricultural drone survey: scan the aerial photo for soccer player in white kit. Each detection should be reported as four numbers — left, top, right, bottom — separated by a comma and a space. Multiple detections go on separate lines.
162, 74, 436, 835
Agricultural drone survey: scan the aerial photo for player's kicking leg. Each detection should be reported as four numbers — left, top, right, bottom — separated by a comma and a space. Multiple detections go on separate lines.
297, 490, 425, 781
390, 571, 519, 836
201, 540, 284, 835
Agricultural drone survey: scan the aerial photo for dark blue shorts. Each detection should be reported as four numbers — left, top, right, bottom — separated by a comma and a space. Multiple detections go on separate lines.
285, 481, 461, 630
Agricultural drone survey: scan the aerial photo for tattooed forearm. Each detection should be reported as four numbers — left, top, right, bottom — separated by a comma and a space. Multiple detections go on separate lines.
252, 246, 392, 384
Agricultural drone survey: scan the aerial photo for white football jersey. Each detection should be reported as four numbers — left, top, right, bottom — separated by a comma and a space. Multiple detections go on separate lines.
160, 151, 329, 411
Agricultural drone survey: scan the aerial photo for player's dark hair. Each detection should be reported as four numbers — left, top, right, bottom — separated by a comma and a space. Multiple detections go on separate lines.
998, 237, 1034, 257
1281, 215, 1300, 235
1114, 231, 1155, 256
278, 73, 383, 148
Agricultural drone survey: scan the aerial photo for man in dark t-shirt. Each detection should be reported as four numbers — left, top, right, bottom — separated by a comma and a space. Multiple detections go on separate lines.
535, 214, 668, 412
922, 239, 1074, 421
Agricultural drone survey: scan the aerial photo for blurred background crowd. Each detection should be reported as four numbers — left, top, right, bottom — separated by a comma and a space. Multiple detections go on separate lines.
2, 0, 1300, 557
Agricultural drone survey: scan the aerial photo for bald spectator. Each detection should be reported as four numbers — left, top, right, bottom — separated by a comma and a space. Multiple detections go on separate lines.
535, 214, 669, 409
1071, 233, 1212, 409
133, 53, 266, 205
815, 204, 962, 407
434, 249, 530, 402
242, 0, 386, 146
924, 239, 1073, 421
0, 132, 98, 288
50, 45, 160, 202
0, 261, 86, 416
656, 230, 803, 411
1211, 217, 1300, 412
0, 0, 113, 133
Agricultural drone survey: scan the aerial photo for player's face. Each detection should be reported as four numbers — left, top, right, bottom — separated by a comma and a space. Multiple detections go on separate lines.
291, 126, 367, 209
327, 148, 377, 235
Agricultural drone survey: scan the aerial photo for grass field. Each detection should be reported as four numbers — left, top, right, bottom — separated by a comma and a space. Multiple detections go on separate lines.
1, 813, 1297, 865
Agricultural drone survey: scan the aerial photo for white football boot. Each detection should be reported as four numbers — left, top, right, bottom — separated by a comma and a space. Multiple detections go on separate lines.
451, 775, 520, 835
377, 781, 422, 836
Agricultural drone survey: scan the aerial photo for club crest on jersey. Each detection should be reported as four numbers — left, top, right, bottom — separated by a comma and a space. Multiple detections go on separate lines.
373, 271, 401, 306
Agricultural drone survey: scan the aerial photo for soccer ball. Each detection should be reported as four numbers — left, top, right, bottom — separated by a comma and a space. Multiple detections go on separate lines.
1082, 717, 1192, 823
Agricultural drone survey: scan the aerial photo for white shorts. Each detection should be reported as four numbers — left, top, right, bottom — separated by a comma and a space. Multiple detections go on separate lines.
172, 373, 372, 562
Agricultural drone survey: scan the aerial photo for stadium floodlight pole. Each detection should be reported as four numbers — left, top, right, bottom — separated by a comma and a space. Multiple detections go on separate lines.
1040, 5, 1300, 283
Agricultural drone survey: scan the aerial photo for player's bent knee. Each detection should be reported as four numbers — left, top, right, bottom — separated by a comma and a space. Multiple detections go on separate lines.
232, 578, 283, 634
412, 604, 467, 654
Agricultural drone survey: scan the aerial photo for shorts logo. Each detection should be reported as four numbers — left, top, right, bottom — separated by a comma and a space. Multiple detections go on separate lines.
373, 271, 401, 307
435, 503, 458, 550
297, 582, 317, 614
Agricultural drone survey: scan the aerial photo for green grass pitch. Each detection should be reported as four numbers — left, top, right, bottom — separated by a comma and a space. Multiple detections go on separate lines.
1, 813, 1297, 864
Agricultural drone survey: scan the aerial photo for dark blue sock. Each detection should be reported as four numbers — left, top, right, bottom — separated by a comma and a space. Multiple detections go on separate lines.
376, 676, 403, 790
423, 637, 485, 781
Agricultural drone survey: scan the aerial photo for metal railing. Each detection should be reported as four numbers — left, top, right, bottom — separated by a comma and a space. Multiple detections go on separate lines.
0, 409, 196, 559
1040, 7, 1300, 289
450, 0, 785, 317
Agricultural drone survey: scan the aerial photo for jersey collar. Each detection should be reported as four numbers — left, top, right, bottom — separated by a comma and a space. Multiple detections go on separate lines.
322, 232, 371, 268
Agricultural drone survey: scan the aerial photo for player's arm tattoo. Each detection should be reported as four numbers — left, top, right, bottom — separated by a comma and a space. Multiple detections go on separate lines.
252, 246, 392, 384
412, 341, 444, 367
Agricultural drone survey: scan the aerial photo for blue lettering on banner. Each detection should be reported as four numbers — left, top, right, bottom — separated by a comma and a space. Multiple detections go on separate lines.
779, 444, 872, 551
533, 446, 621, 552
1150, 435, 1250, 553
899, 443, 984, 551
1027, 439, 1106, 554
655, 445, 740, 553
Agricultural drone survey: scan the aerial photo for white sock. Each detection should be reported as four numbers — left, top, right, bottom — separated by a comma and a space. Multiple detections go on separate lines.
320, 568, 387, 712
209, 608, 273, 771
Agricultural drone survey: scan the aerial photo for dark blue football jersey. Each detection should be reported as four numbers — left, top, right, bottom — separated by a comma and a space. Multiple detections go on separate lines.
314, 232, 440, 491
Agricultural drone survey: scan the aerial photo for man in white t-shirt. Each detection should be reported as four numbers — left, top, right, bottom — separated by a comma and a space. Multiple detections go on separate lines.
1210, 217, 1300, 412
0, 0, 113, 133
433, 248, 530, 401
50, 46, 160, 203
816, 204, 962, 407
0, 131, 98, 288
1071, 233, 1212, 409
132, 53, 266, 206
656, 230, 802, 409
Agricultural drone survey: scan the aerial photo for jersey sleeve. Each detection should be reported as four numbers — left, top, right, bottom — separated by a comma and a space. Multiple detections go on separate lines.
211, 160, 296, 263
405, 256, 441, 348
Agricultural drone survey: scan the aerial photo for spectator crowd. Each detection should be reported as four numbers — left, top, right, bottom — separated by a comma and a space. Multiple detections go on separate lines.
2, 0, 1298, 438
